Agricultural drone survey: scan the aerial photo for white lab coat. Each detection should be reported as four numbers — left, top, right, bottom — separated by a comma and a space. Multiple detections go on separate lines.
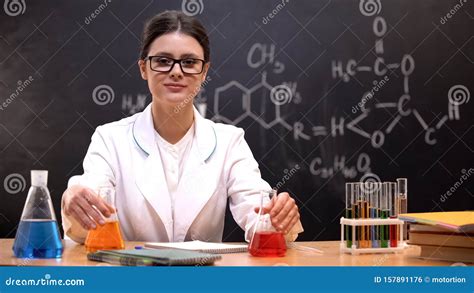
61, 104, 303, 243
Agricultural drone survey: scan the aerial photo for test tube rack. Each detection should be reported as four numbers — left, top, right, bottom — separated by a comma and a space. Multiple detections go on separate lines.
340, 217, 407, 255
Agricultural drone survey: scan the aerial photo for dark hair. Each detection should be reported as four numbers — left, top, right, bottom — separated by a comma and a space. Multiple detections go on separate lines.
139, 10, 210, 62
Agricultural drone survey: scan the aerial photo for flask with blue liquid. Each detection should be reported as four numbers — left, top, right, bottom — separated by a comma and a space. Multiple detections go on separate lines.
12, 170, 63, 258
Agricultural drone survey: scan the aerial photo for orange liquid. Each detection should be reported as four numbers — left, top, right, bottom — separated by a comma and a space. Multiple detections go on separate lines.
85, 221, 124, 252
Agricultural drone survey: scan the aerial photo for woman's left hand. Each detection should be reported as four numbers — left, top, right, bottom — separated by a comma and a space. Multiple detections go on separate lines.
254, 192, 300, 234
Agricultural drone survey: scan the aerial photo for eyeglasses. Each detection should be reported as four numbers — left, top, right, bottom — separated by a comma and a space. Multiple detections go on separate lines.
144, 56, 205, 74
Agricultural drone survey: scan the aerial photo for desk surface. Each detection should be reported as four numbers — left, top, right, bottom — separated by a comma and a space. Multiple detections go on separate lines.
0, 239, 459, 266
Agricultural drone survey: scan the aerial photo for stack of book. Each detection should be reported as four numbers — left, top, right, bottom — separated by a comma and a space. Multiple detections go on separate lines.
399, 211, 474, 263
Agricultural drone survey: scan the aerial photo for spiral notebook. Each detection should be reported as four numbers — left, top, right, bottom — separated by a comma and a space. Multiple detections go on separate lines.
87, 249, 222, 266
145, 240, 248, 254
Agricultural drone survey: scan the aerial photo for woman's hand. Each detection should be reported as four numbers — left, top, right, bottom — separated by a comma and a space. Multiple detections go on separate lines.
62, 185, 116, 230
254, 192, 300, 234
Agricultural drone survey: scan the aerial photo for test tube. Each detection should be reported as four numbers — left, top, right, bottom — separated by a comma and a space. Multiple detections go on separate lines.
353, 183, 360, 248
397, 178, 408, 240
380, 183, 389, 248
388, 182, 399, 247
345, 183, 355, 248
358, 182, 370, 248
369, 182, 380, 248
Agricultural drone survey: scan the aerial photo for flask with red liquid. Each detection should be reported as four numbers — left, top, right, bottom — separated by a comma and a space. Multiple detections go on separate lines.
249, 189, 287, 257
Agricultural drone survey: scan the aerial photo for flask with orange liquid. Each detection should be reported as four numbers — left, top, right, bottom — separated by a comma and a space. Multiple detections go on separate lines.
249, 189, 287, 257
85, 187, 124, 252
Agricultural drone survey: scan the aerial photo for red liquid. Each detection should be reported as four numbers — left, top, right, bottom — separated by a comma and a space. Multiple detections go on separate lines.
389, 218, 398, 247
249, 231, 286, 257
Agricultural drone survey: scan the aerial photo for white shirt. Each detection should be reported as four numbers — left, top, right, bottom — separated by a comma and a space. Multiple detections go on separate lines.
154, 122, 195, 241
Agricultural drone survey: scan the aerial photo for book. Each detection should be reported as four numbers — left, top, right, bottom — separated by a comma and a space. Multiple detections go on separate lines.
408, 231, 474, 248
399, 211, 474, 233
418, 245, 474, 263
409, 224, 455, 233
87, 248, 222, 266
145, 240, 248, 254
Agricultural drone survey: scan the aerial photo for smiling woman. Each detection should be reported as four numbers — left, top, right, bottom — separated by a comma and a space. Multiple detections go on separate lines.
137, 11, 210, 143
61, 10, 303, 245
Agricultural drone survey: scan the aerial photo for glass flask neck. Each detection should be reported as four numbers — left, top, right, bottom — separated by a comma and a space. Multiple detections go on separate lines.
20, 184, 57, 221
256, 190, 278, 230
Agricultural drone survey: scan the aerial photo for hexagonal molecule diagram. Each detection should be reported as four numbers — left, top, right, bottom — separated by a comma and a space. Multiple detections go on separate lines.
213, 81, 249, 125
213, 72, 292, 130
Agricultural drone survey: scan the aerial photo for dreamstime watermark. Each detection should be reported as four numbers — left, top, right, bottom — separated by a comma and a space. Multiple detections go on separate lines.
3, 0, 26, 16
359, 0, 381, 17
5, 274, 85, 287
194, 254, 220, 267
440, 0, 468, 25
274, 164, 300, 190
352, 75, 389, 114
448, 84, 470, 106
17, 256, 34, 267
372, 253, 389, 266
84, 0, 112, 25
181, 0, 203, 16
0, 213, 9, 223
270, 84, 293, 105
92, 84, 115, 106
450, 262, 467, 266
3, 173, 26, 195
173, 76, 212, 114
359, 172, 381, 194
272, 262, 289, 266
440, 168, 473, 203
0, 75, 34, 111
262, 0, 289, 25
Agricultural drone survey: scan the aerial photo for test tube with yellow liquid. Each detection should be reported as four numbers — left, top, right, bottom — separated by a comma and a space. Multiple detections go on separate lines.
358, 182, 370, 248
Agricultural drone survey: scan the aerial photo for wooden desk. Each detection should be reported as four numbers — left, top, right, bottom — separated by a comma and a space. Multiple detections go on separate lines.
0, 239, 459, 266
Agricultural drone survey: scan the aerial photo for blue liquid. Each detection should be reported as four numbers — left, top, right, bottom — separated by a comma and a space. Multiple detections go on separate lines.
369, 208, 379, 248
13, 219, 63, 258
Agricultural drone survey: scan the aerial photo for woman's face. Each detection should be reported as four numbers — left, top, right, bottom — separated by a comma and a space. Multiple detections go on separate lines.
138, 32, 209, 106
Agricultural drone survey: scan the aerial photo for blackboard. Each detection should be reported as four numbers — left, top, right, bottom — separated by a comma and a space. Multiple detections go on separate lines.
1, 0, 473, 241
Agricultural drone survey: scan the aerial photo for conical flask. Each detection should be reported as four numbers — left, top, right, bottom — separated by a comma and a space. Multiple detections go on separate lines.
12, 170, 63, 258
85, 186, 124, 252
249, 189, 287, 257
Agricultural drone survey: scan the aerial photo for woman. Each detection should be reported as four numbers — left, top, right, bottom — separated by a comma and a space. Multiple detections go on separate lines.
61, 10, 303, 243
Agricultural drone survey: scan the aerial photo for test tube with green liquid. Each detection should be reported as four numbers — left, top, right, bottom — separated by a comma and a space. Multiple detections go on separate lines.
353, 183, 360, 248
380, 183, 390, 248
345, 183, 355, 248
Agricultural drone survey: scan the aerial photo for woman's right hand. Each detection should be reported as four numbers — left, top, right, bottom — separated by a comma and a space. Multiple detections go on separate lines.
62, 185, 116, 230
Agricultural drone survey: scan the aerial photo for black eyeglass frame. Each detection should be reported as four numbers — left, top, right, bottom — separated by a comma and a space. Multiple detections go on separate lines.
144, 56, 206, 75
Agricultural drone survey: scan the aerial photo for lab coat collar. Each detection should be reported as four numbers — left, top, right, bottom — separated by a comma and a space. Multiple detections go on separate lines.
132, 103, 216, 162
132, 103, 217, 241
